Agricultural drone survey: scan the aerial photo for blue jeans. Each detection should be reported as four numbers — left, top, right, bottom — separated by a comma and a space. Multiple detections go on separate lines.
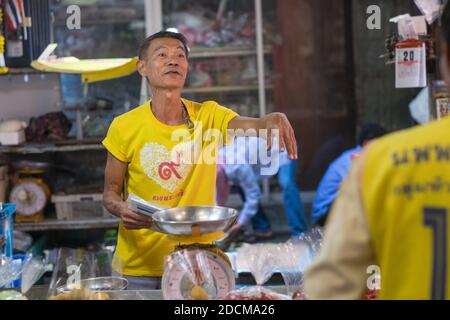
251, 160, 307, 236
278, 160, 307, 236
237, 188, 271, 234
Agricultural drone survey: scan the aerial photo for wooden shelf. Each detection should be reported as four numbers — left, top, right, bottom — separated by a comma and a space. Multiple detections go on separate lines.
0, 140, 104, 154
14, 216, 120, 232
182, 84, 274, 94
54, 19, 143, 27
0, 68, 43, 75
189, 46, 273, 59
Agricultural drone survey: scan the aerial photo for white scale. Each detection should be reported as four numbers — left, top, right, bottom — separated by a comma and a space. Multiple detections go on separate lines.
161, 242, 235, 300
9, 166, 50, 223
128, 196, 238, 301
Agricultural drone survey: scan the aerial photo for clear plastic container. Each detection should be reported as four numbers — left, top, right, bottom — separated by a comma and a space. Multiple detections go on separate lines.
0, 203, 15, 258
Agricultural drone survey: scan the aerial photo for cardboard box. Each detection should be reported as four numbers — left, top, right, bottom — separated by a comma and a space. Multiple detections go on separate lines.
0, 130, 26, 146
52, 193, 112, 220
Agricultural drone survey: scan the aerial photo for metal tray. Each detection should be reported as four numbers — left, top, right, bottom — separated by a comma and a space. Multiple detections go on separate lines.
56, 276, 128, 293
151, 206, 238, 235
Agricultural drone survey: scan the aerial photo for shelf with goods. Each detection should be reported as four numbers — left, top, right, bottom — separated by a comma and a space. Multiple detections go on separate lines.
157, 0, 277, 198
182, 84, 274, 94
51, 2, 145, 31
1, 3, 142, 245
14, 216, 120, 232
0, 68, 44, 76
189, 46, 273, 59
158, 0, 277, 118
0, 139, 104, 154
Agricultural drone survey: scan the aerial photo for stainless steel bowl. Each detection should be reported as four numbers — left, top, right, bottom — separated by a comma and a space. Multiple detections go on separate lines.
56, 276, 128, 293
151, 206, 238, 235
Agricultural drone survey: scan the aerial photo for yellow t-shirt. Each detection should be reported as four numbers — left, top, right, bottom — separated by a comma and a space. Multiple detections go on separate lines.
362, 117, 450, 299
102, 98, 238, 276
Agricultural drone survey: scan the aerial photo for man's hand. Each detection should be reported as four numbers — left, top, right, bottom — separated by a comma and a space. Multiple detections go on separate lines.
118, 202, 154, 230
103, 152, 153, 230
228, 112, 298, 160
263, 113, 298, 160
227, 223, 244, 235
217, 223, 244, 251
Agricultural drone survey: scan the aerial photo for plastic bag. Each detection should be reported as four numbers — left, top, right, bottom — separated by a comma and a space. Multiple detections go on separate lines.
414, 0, 442, 25
275, 242, 304, 297
47, 247, 113, 299
127, 193, 163, 217
0, 256, 23, 288
21, 254, 46, 294
0, 252, 46, 291
223, 243, 290, 300
13, 230, 33, 252
286, 227, 324, 299
397, 14, 419, 40
163, 249, 217, 300
0, 203, 15, 259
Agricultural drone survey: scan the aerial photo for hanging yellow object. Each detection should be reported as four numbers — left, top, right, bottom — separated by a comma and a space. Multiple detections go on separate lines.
30, 56, 138, 83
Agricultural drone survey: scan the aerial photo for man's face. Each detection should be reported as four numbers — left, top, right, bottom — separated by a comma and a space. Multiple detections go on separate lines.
137, 37, 188, 90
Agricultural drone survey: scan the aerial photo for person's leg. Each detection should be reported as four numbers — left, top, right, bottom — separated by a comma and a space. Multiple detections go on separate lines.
278, 160, 307, 236
250, 200, 272, 234
238, 186, 271, 233
220, 187, 255, 244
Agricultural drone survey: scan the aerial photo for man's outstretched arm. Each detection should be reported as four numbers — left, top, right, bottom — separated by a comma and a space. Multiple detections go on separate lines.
228, 113, 298, 160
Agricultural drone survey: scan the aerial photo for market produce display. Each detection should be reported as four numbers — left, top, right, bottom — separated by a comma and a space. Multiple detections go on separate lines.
48, 287, 110, 300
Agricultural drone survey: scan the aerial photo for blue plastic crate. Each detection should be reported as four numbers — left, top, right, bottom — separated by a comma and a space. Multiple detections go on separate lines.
0, 203, 16, 258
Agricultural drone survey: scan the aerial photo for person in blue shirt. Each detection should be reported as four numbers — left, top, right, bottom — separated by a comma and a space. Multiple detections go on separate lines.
311, 123, 387, 226
216, 136, 306, 248
250, 152, 307, 238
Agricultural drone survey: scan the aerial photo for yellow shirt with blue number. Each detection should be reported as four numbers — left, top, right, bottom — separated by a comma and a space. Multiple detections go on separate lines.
102, 99, 238, 276
305, 117, 450, 300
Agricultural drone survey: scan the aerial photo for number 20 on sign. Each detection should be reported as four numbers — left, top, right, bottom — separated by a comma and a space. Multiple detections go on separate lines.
395, 40, 427, 89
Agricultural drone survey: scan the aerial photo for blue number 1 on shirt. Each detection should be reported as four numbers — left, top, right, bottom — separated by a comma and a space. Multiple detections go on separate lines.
423, 207, 448, 300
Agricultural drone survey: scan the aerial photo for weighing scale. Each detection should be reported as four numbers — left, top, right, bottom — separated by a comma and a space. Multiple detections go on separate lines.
132, 199, 238, 301
9, 162, 51, 223
161, 233, 235, 300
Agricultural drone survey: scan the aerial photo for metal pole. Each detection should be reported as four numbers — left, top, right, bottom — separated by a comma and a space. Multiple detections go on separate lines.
140, 0, 163, 104
255, 0, 270, 201
255, 0, 266, 117
145, 0, 163, 36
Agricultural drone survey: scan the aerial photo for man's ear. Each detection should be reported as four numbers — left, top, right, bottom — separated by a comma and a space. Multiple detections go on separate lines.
136, 60, 146, 77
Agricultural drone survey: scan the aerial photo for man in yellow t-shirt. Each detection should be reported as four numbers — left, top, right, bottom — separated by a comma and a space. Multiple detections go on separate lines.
102, 31, 298, 289
304, 5, 450, 300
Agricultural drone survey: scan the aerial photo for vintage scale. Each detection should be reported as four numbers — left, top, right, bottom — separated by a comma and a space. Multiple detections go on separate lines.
128, 196, 237, 300
9, 161, 51, 223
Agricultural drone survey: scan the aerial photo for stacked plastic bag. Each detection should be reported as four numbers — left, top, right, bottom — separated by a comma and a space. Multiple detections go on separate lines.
225, 228, 324, 300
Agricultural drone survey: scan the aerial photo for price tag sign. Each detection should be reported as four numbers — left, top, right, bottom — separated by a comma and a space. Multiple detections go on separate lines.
395, 40, 427, 88
436, 98, 450, 119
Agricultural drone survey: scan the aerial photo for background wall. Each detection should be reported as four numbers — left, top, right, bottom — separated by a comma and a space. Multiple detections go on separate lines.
352, 0, 423, 130
275, 0, 429, 189
276, 0, 356, 189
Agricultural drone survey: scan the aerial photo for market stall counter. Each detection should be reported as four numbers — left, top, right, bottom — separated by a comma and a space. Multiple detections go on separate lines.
21, 285, 291, 300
